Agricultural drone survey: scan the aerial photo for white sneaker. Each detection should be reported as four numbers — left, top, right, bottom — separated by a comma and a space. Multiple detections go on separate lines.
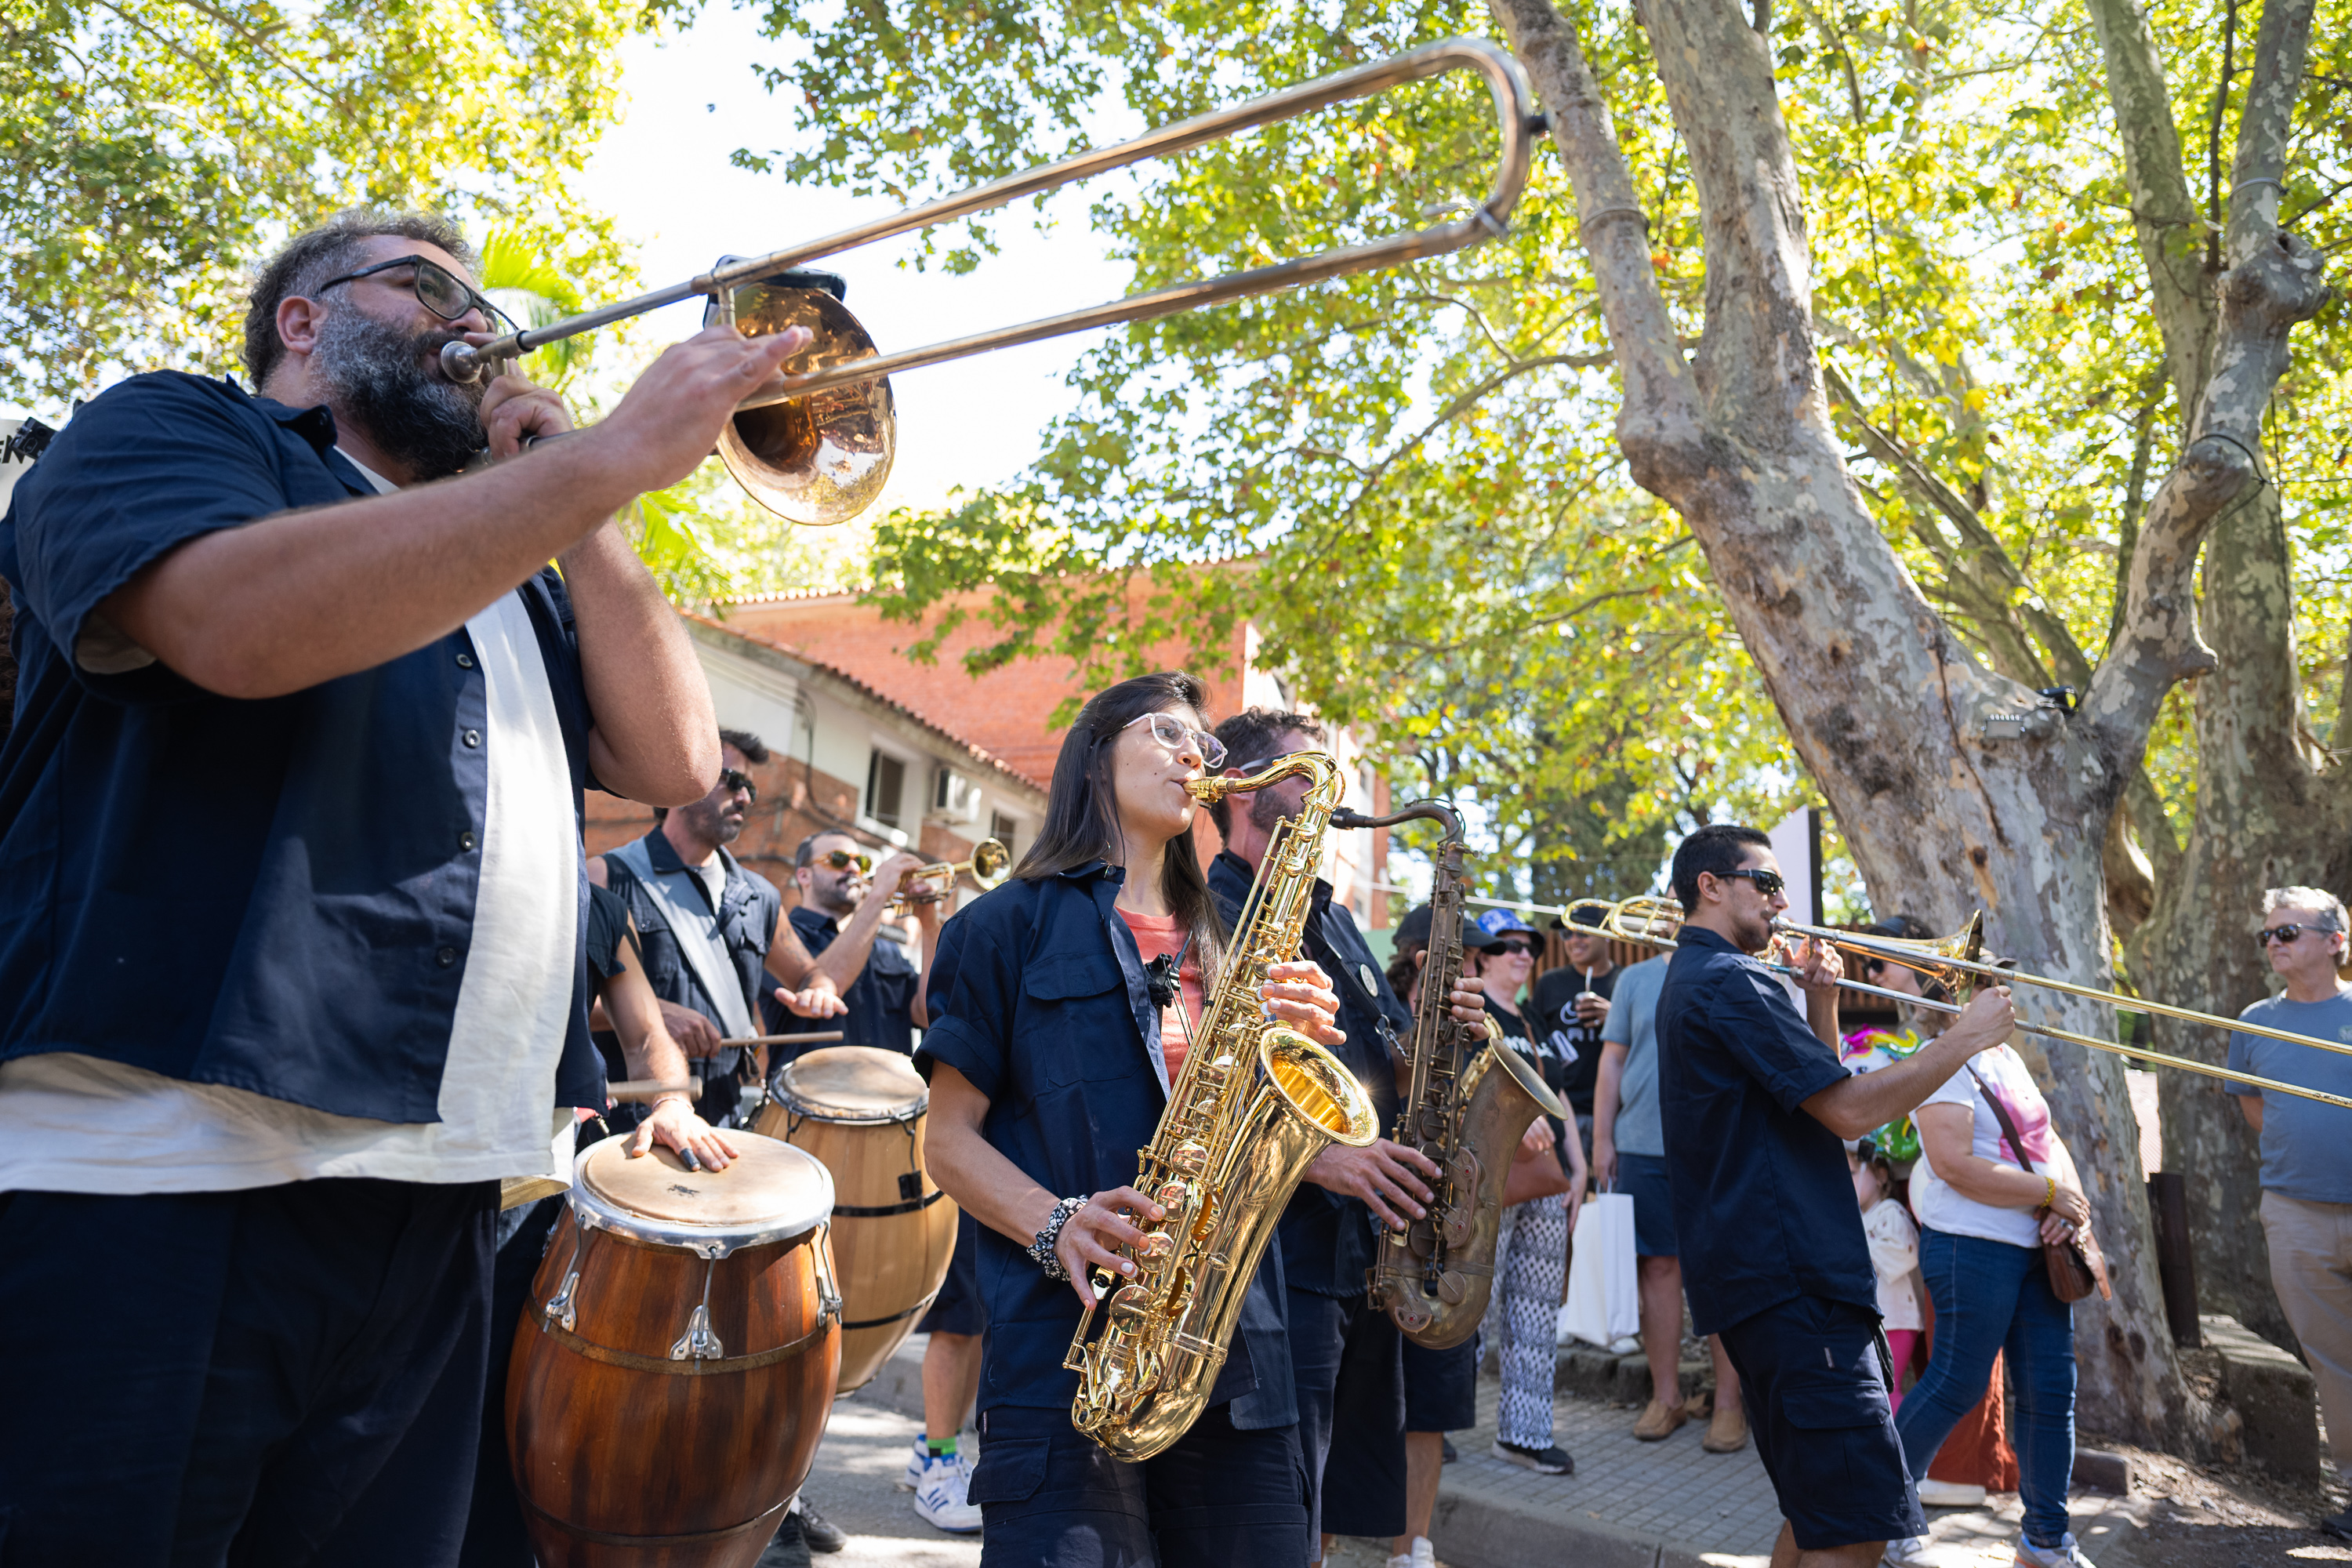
1385, 1537, 1436, 1568
911, 1452, 983, 1534
1916, 1479, 1987, 1508
2014, 1534, 2096, 1568
1883, 1536, 1934, 1568
902, 1436, 973, 1490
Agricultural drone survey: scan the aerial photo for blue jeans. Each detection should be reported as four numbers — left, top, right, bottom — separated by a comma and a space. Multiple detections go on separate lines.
1894, 1228, 2077, 1547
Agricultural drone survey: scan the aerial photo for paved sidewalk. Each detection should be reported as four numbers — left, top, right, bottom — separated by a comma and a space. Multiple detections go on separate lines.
848, 1337, 2143, 1568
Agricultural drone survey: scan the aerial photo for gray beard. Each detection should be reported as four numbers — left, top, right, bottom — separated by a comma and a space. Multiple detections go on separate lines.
311, 307, 487, 480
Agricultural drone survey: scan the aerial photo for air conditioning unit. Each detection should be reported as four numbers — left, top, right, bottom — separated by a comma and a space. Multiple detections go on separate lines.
929, 766, 982, 825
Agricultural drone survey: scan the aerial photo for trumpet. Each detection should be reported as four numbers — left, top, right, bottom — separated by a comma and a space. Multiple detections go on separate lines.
1559, 896, 2352, 1112
440, 38, 1535, 524
881, 838, 1011, 917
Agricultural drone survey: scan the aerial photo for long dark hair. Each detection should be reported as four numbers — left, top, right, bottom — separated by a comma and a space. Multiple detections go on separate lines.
1015, 672, 1226, 980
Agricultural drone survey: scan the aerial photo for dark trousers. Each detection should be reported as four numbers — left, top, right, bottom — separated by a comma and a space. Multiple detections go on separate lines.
458, 1195, 565, 1568
1289, 1290, 1405, 1546
969, 1403, 1308, 1568
0, 1178, 498, 1567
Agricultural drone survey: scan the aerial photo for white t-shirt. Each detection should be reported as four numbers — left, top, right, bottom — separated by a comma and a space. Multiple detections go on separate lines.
0, 452, 579, 1193
1862, 1196, 1922, 1329
1907, 1044, 2053, 1248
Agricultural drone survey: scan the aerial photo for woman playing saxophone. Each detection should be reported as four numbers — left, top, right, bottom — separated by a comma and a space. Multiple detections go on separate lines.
915, 672, 1348, 1568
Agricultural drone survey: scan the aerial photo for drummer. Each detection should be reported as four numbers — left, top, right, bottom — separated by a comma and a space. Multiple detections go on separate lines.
592, 728, 845, 1134
916, 670, 1348, 1567
771, 829, 981, 1536
591, 731, 850, 1561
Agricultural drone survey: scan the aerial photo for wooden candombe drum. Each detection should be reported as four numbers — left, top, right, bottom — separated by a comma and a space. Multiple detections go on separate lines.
752, 1047, 958, 1394
508, 1132, 841, 1567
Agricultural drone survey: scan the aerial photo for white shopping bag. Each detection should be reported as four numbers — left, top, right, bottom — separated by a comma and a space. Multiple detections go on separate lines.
1556, 1191, 1639, 1348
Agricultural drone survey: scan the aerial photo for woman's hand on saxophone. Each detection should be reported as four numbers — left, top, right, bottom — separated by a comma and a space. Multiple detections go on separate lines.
1446, 979, 1486, 1024
1258, 959, 1347, 1047
1054, 1185, 1167, 1308
1307, 1139, 1439, 1229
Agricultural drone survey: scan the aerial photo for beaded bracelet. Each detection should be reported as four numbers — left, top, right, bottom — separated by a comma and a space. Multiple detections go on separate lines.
1031, 1195, 1090, 1282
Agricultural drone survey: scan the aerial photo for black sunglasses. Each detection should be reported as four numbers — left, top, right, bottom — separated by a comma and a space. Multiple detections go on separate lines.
813, 848, 873, 874
1494, 940, 1536, 956
2259, 922, 2339, 947
1716, 867, 1787, 897
315, 254, 514, 329
717, 767, 759, 803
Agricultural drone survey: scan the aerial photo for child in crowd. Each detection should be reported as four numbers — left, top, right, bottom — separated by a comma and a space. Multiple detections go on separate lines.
1853, 1138, 1922, 1410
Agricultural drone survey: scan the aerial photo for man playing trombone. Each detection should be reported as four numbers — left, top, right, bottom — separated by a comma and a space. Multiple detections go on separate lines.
1655, 825, 2016, 1568
0, 209, 808, 1563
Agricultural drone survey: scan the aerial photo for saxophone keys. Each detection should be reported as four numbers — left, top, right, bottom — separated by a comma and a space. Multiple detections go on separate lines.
1170, 1142, 1210, 1177
1107, 1283, 1156, 1327
1154, 1179, 1192, 1210
1134, 1230, 1176, 1265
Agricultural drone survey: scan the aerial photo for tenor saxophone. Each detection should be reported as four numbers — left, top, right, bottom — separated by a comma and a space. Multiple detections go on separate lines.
1353, 800, 1565, 1348
1065, 750, 1379, 1460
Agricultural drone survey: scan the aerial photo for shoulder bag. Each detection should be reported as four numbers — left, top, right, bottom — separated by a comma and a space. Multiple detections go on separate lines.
1964, 1065, 2111, 1303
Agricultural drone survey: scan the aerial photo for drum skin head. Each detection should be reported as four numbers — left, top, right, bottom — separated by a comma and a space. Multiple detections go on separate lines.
580, 1133, 830, 1230
777, 1046, 927, 1123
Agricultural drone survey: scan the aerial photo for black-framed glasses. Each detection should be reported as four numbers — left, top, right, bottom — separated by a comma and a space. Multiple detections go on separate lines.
2259, 922, 2339, 946
717, 768, 759, 803
813, 848, 873, 875
1125, 711, 1227, 769
315, 254, 514, 328
1716, 867, 1787, 897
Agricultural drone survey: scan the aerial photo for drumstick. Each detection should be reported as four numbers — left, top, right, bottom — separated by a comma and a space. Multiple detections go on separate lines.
608, 1077, 703, 1102
717, 1030, 847, 1048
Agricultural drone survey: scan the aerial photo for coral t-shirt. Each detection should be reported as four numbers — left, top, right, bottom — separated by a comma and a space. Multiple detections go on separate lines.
1119, 909, 1206, 1083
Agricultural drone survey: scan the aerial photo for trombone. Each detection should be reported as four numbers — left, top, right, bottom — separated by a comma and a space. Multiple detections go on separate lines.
883, 838, 1011, 917
1557, 896, 2352, 1112
442, 38, 1537, 524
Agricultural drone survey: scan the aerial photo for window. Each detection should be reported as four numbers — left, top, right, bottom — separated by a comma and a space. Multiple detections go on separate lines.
989, 809, 1020, 858
866, 750, 906, 830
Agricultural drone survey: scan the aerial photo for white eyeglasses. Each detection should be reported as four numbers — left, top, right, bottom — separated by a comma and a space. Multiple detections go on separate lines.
1123, 711, 1226, 769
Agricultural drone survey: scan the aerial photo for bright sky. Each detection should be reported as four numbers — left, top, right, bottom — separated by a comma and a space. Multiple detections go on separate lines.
575, 7, 1131, 516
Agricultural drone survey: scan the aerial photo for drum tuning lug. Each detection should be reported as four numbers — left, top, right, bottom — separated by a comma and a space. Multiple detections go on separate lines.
543, 1269, 580, 1331
670, 1303, 724, 1361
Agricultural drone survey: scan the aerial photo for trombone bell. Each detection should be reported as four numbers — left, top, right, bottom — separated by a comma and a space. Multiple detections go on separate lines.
710, 281, 896, 526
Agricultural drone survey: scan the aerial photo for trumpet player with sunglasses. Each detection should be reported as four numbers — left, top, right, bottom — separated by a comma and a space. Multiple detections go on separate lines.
2224, 887, 2352, 1541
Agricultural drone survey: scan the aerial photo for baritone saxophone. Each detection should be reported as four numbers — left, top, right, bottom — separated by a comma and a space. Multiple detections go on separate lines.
1064, 750, 1378, 1461
1352, 800, 1565, 1348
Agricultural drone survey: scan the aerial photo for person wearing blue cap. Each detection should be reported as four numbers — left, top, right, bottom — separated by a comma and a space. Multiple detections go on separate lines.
1473, 906, 1586, 1474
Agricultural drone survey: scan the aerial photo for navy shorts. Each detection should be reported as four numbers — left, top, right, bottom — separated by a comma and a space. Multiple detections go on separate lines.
1717, 1294, 1925, 1551
1399, 1333, 1480, 1433
1617, 1151, 1678, 1258
970, 1402, 1308, 1566
918, 1207, 985, 1337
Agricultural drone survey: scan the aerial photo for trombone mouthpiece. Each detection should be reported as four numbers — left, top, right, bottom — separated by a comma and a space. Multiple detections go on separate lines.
439, 339, 485, 383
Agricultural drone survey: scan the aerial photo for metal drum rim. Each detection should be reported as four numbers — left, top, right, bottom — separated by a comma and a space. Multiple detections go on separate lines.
773, 1051, 927, 1126
568, 1133, 836, 1258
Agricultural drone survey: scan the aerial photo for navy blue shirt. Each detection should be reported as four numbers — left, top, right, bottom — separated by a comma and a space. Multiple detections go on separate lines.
601, 828, 782, 1128
770, 904, 917, 1057
914, 863, 1294, 1428
1656, 926, 1874, 1335
1207, 849, 1409, 1298
0, 372, 604, 1120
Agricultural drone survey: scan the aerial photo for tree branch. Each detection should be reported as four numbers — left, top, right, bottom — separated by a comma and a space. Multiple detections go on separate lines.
1484, 0, 1708, 491
2084, 0, 2328, 771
